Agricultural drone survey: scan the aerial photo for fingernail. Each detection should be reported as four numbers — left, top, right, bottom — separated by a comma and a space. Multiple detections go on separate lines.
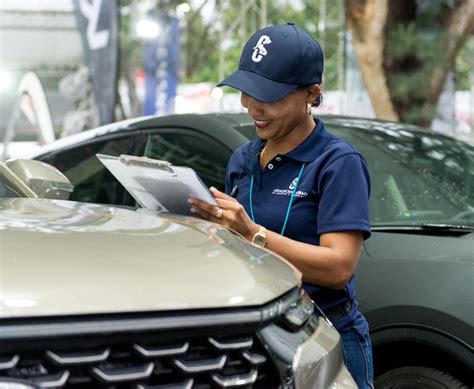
190, 207, 196, 213
187, 198, 194, 204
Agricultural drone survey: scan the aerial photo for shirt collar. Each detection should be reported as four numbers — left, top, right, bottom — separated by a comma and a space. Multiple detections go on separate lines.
246, 119, 333, 176
250, 119, 334, 165
285, 119, 333, 163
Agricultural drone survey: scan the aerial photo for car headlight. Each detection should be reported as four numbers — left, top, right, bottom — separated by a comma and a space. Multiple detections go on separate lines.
258, 289, 355, 388
279, 289, 315, 331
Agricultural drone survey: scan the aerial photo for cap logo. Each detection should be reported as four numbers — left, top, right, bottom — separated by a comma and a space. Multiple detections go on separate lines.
252, 35, 272, 63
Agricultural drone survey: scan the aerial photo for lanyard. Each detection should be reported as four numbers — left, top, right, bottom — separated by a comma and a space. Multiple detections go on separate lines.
249, 162, 306, 236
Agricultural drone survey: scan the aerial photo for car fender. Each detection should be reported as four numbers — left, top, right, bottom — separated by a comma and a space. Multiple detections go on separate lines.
365, 305, 473, 369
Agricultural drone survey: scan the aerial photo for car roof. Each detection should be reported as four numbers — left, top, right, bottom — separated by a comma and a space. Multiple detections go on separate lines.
28, 112, 467, 159
27, 113, 254, 158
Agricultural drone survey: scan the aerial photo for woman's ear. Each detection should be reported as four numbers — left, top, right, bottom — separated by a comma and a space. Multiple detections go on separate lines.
306, 84, 321, 104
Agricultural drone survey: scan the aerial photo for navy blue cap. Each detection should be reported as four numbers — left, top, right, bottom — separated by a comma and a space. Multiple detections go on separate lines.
218, 23, 324, 103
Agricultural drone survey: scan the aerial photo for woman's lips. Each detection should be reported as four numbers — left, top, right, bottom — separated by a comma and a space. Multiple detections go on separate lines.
254, 120, 271, 129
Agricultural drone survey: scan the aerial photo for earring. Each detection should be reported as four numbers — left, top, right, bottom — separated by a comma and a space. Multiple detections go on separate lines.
314, 93, 323, 108
306, 103, 312, 115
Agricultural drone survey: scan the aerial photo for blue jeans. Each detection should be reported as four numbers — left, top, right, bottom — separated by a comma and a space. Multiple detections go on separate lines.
340, 328, 374, 388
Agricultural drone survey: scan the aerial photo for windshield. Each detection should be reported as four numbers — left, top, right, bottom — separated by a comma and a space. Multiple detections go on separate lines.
237, 121, 474, 228
329, 122, 474, 228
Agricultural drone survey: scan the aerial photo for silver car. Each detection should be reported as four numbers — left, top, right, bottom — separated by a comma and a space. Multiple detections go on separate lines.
0, 159, 356, 388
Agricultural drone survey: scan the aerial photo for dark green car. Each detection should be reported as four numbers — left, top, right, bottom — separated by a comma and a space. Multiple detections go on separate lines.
30, 113, 474, 388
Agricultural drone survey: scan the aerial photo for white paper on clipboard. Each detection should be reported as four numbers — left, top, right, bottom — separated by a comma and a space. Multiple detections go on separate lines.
97, 153, 217, 216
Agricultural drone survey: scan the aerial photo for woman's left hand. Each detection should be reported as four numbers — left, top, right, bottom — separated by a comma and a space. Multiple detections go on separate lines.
188, 187, 258, 241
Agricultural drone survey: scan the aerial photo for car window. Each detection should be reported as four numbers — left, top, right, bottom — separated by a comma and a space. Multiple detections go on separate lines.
235, 125, 257, 140
144, 132, 231, 192
40, 137, 134, 205
329, 125, 474, 226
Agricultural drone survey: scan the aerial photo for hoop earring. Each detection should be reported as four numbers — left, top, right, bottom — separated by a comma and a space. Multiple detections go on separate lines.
313, 93, 323, 108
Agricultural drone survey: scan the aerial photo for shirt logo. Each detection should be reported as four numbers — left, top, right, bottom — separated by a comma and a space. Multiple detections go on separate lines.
289, 177, 298, 190
252, 35, 272, 63
272, 176, 308, 198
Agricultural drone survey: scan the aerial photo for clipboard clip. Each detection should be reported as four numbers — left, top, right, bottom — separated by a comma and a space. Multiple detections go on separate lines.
119, 154, 175, 174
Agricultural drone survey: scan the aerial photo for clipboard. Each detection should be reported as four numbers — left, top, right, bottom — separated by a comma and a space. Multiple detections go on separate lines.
97, 153, 217, 216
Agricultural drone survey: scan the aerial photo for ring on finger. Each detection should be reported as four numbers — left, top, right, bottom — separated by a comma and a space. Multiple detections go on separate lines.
215, 207, 223, 218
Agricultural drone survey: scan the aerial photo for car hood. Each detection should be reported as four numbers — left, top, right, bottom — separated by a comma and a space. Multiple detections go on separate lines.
0, 198, 301, 318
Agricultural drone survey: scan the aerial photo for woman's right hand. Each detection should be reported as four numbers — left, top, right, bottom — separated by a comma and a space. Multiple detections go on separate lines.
188, 187, 259, 241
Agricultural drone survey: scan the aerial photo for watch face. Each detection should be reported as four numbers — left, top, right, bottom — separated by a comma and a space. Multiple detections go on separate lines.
252, 233, 266, 247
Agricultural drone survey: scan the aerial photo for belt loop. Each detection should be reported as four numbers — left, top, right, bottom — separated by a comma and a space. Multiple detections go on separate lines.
325, 300, 353, 323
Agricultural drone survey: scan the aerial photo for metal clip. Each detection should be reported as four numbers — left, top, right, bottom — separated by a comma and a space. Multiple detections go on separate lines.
119, 155, 175, 174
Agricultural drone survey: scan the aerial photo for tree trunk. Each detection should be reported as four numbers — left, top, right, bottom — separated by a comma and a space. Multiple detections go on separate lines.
426, 0, 474, 105
347, 0, 399, 121
121, 52, 142, 118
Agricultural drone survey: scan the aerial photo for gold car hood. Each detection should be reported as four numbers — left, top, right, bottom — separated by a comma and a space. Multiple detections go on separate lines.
0, 198, 301, 318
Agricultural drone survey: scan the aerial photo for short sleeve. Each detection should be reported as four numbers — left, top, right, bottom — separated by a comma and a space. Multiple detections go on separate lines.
225, 150, 241, 196
224, 161, 234, 195
317, 153, 371, 239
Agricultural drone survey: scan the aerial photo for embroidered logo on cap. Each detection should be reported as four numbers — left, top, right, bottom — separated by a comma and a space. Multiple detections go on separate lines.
252, 35, 272, 63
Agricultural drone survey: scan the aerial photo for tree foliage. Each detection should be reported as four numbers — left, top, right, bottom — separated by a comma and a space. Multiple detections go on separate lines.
348, 0, 474, 126
178, 1, 342, 87
118, 0, 473, 127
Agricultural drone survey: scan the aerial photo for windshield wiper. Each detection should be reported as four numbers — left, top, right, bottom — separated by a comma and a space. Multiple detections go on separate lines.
419, 223, 474, 231
372, 223, 474, 232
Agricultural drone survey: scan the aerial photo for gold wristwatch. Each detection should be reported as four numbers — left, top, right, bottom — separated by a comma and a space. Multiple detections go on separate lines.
252, 225, 267, 247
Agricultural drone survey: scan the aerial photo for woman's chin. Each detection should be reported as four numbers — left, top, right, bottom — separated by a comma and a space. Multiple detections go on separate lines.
256, 129, 272, 139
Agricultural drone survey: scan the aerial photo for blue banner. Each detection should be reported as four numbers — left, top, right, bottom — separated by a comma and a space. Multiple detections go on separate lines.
144, 13, 179, 116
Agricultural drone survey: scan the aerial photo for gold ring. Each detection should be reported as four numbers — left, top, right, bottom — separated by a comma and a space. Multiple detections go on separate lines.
215, 208, 223, 218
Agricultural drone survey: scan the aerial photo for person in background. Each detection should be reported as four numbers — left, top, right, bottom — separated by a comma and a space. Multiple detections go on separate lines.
188, 23, 373, 388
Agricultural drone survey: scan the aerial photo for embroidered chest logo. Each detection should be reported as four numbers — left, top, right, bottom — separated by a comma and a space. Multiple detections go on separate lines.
272, 176, 308, 198
289, 177, 298, 190
252, 35, 272, 63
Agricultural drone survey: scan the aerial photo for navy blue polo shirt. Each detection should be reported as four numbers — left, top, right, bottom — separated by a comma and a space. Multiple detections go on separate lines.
225, 119, 371, 333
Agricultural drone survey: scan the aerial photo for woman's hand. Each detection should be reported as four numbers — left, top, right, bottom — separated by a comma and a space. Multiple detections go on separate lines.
188, 189, 363, 290
188, 187, 259, 241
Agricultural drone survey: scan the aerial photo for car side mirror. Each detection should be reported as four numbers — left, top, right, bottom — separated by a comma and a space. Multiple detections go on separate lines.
5, 159, 74, 200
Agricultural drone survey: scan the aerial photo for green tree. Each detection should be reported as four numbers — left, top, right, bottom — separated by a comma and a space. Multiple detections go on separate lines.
347, 0, 474, 126
181, 0, 344, 89
118, 0, 472, 127
118, 0, 346, 115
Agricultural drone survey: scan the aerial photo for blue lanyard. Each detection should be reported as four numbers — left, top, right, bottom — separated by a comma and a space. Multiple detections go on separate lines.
249, 163, 306, 236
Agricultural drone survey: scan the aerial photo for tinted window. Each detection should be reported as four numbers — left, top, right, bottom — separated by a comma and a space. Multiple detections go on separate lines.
235, 125, 257, 140
145, 132, 231, 192
329, 123, 474, 226
41, 137, 133, 205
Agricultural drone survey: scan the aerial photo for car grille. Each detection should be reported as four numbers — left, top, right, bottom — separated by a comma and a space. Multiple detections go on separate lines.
0, 329, 280, 388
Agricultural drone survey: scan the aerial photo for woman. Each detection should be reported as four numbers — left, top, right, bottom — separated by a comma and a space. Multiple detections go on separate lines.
189, 23, 373, 388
